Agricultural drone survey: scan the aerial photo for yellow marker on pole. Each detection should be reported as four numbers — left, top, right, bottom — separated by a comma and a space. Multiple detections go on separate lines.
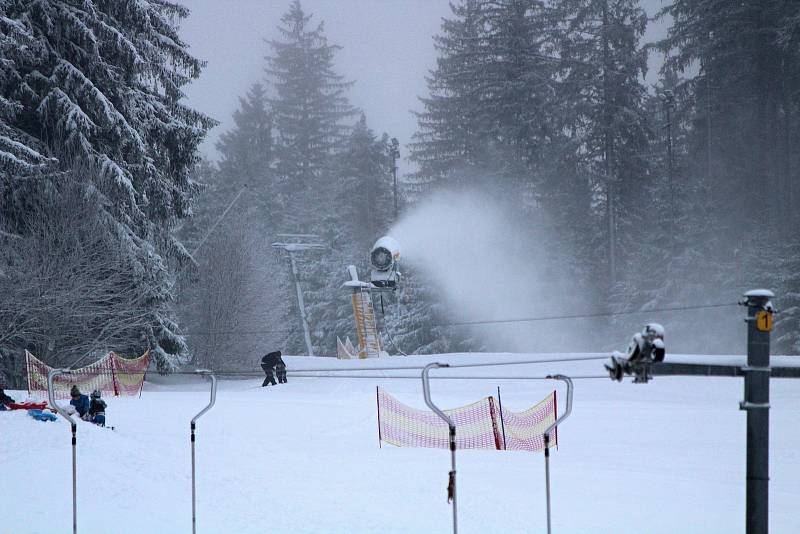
756, 310, 773, 332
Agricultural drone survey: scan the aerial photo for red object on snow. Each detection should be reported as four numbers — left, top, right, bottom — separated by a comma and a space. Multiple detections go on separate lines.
7, 402, 48, 411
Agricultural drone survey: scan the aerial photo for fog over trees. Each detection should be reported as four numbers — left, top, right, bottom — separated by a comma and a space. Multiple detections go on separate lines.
1, 0, 798, 382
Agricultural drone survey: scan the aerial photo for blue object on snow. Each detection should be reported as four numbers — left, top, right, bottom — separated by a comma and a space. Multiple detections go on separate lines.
28, 409, 57, 422
70, 394, 90, 417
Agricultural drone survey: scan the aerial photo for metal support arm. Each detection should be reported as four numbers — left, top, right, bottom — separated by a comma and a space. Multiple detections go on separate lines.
542, 374, 574, 534
422, 363, 457, 534
191, 370, 217, 534
47, 369, 78, 534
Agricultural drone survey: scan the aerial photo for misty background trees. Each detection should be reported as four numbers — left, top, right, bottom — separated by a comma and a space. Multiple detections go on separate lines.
1, 0, 798, 383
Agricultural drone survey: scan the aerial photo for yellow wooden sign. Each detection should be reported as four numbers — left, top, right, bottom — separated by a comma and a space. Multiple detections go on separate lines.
756, 310, 773, 332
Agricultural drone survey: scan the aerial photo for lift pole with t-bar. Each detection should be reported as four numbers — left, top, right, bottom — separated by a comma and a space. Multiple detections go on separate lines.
543, 375, 573, 534
422, 362, 457, 534
622, 289, 782, 534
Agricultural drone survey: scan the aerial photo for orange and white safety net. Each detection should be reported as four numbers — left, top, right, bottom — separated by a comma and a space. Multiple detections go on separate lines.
377, 387, 503, 450
26, 350, 150, 399
499, 392, 557, 452
377, 387, 557, 453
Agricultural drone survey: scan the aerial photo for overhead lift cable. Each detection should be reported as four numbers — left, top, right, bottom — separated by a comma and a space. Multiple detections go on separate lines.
179, 301, 739, 336
143, 354, 612, 377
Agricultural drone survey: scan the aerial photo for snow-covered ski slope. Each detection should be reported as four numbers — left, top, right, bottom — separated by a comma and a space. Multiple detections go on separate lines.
2, 353, 799, 533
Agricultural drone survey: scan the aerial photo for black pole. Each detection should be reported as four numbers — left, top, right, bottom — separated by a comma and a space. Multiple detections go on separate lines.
664, 90, 676, 223
47, 369, 78, 534
71, 422, 77, 534
376, 386, 382, 449
496, 386, 507, 450
191, 421, 197, 534
544, 433, 552, 534
740, 290, 773, 534
390, 138, 399, 221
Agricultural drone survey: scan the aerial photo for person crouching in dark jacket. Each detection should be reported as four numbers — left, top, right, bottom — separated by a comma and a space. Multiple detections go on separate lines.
276, 355, 287, 384
261, 351, 279, 387
88, 389, 107, 426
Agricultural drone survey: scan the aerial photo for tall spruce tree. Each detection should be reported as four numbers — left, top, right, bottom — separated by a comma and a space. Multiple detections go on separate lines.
409, 0, 490, 195
658, 0, 800, 242
335, 114, 393, 246
217, 84, 273, 195
652, 1, 800, 350
553, 0, 651, 288
215, 83, 279, 226
266, 0, 356, 195
0, 1, 213, 368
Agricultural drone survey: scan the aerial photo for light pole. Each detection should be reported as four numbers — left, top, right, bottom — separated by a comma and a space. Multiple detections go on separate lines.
272, 234, 326, 356
390, 137, 400, 221
663, 90, 676, 221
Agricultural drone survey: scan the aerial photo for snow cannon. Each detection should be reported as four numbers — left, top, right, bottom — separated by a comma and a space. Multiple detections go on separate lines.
370, 236, 400, 291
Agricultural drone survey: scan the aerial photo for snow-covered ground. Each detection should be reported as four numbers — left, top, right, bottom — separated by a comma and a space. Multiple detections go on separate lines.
3, 353, 799, 533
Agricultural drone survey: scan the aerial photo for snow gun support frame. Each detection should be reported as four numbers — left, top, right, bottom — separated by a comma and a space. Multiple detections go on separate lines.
191, 370, 217, 534
47, 369, 78, 534
543, 375, 573, 534
421, 363, 457, 534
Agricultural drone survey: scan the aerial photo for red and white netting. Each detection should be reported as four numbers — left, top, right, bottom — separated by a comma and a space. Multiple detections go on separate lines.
377, 387, 558, 453
377, 387, 503, 450
500, 392, 557, 452
26, 350, 150, 399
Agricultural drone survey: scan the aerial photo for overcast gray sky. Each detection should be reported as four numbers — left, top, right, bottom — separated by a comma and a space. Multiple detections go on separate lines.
180, 0, 670, 170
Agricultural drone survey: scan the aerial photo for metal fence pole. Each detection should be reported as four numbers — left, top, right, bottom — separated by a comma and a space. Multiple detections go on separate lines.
47, 369, 78, 534
421, 363, 457, 534
191, 370, 217, 534
543, 375, 574, 534
740, 290, 774, 534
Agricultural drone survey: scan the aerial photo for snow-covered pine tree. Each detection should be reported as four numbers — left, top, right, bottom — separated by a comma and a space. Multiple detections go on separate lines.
385, 266, 460, 355
263, 1, 369, 355
552, 0, 651, 289
216, 83, 275, 218
266, 0, 357, 198
477, 0, 560, 183
409, 0, 491, 196
335, 115, 393, 247
657, 0, 800, 243
646, 1, 800, 351
0, 1, 214, 369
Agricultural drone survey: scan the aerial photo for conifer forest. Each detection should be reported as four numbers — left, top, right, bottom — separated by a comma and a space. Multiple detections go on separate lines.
1, 0, 799, 384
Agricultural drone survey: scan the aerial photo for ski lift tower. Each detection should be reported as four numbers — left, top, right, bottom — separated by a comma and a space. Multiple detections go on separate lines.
272, 234, 326, 356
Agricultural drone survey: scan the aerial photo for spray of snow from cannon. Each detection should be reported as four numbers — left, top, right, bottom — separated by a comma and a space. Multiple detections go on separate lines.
390, 190, 595, 353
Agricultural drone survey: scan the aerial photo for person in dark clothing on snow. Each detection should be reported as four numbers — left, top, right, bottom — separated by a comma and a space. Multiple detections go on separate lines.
0, 388, 15, 411
261, 351, 280, 387
276, 355, 287, 384
88, 389, 107, 426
